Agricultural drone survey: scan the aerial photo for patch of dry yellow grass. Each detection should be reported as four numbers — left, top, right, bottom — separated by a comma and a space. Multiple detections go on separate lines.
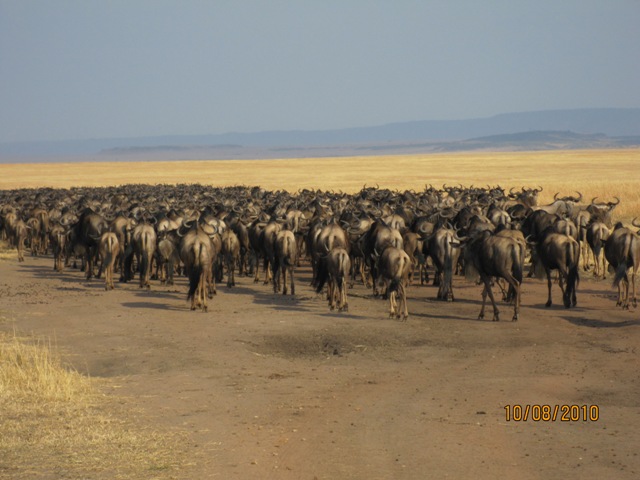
1, 148, 638, 220
0, 240, 15, 261
0, 331, 187, 478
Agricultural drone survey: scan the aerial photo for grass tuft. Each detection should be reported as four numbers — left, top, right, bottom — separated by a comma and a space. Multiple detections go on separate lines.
0, 331, 187, 479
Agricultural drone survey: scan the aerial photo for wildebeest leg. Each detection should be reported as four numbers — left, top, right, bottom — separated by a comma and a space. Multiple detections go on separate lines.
478, 283, 488, 320
201, 271, 208, 312
631, 270, 637, 308
209, 266, 216, 297
399, 283, 408, 321
389, 290, 397, 318
512, 281, 521, 321
545, 270, 553, 307
263, 258, 270, 285
289, 266, 295, 295
340, 277, 349, 312
281, 265, 288, 295
484, 280, 500, 321
327, 277, 335, 310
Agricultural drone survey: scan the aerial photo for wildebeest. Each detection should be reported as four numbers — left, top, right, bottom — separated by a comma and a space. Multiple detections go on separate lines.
273, 229, 297, 295
532, 229, 580, 308
49, 223, 67, 272
310, 220, 349, 287
376, 246, 411, 320
221, 229, 240, 288
14, 219, 27, 262
131, 222, 157, 289
315, 247, 351, 311
424, 227, 461, 301
604, 222, 639, 309
178, 222, 214, 312
70, 208, 109, 280
362, 221, 403, 296
586, 221, 610, 278
98, 232, 119, 290
464, 230, 524, 321
109, 215, 137, 282
155, 232, 180, 286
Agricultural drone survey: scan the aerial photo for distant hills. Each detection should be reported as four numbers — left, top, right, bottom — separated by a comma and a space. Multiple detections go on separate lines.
1, 108, 639, 162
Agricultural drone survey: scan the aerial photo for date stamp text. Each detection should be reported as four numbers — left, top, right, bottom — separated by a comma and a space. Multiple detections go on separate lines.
504, 404, 599, 422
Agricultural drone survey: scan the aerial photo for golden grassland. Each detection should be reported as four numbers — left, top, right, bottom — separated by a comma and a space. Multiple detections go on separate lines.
1, 148, 639, 220
0, 327, 187, 478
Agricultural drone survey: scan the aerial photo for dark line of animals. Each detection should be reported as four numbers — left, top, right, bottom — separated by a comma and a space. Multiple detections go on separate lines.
1, 184, 638, 319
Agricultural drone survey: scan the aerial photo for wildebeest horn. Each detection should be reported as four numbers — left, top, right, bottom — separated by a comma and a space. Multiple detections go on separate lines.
509, 186, 516, 195
453, 232, 467, 242
553, 192, 560, 200
632, 217, 640, 228
575, 191, 583, 203
591, 197, 598, 204
610, 196, 620, 206
537, 186, 543, 192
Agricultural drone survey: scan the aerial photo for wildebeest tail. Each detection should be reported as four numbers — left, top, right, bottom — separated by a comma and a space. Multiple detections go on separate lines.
187, 243, 205, 300
283, 235, 295, 267
511, 243, 524, 284
565, 240, 580, 298
315, 255, 329, 293
104, 236, 115, 269
442, 237, 453, 296
140, 236, 150, 282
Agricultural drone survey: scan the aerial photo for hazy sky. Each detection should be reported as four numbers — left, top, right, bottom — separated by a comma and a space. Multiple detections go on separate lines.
1, 1, 639, 143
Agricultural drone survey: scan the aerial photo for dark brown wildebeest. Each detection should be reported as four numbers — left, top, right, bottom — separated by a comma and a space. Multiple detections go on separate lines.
604, 222, 639, 309
586, 221, 610, 278
221, 229, 240, 288
26, 216, 43, 256
532, 229, 580, 308
155, 232, 180, 286
311, 220, 349, 288
178, 222, 214, 312
424, 227, 461, 301
109, 215, 137, 282
273, 229, 297, 295
402, 231, 421, 285
31, 207, 50, 255
464, 230, 524, 321
14, 219, 28, 262
49, 223, 67, 272
362, 221, 403, 296
98, 232, 119, 290
71, 208, 109, 279
376, 246, 411, 320
132, 222, 157, 289
315, 247, 351, 311
258, 217, 282, 285
486, 204, 511, 229
587, 196, 619, 228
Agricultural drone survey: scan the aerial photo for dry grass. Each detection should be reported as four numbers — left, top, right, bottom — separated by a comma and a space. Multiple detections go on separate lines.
0, 240, 15, 261
0, 331, 187, 479
1, 148, 639, 219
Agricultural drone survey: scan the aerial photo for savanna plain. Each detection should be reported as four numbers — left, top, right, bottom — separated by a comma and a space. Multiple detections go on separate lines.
1, 149, 639, 479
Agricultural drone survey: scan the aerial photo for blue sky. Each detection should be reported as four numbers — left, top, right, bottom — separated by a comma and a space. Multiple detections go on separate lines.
1, 0, 639, 142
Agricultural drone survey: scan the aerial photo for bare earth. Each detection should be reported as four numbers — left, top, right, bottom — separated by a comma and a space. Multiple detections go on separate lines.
1, 253, 639, 479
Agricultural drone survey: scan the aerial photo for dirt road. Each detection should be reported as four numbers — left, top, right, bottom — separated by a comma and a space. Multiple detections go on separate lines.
1, 254, 638, 479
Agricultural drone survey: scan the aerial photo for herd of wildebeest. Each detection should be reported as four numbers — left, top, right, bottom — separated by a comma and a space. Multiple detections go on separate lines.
0, 183, 638, 320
